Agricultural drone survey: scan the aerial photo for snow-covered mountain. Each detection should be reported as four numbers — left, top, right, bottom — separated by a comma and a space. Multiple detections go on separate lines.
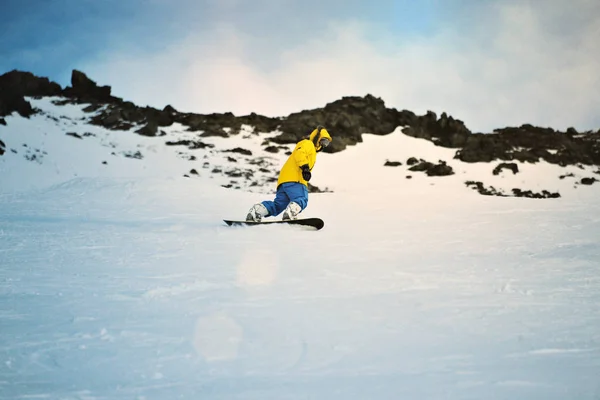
1, 70, 600, 400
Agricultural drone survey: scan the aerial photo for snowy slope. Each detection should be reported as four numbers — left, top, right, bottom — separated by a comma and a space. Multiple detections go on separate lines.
0, 97, 294, 194
1, 97, 600, 400
2, 177, 600, 400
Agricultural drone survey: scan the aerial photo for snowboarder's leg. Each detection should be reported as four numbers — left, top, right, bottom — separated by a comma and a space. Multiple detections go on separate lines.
281, 183, 308, 220
261, 186, 290, 217
246, 203, 269, 222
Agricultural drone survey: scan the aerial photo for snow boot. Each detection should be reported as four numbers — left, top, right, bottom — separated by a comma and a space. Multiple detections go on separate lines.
246, 203, 269, 222
282, 202, 302, 221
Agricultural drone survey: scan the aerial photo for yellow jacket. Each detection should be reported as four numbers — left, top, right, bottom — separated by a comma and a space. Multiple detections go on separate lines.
277, 127, 332, 188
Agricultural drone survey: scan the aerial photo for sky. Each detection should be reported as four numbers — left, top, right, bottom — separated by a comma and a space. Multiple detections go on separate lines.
1, 0, 599, 133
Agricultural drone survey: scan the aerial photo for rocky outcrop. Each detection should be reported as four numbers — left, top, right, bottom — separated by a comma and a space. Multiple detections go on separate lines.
62, 70, 113, 103
465, 181, 560, 198
493, 162, 519, 175
66, 132, 83, 139
384, 160, 402, 167
270, 95, 416, 153
580, 177, 598, 185
165, 139, 214, 150
408, 159, 454, 176
454, 125, 600, 167
224, 147, 252, 156
0, 70, 61, 117
0, 139, 5, 156
512, 188, 561, 199
402, 111, 470, 148
465, 181, 506, 196
308, 183, 333, 193
0, 93, 33, 118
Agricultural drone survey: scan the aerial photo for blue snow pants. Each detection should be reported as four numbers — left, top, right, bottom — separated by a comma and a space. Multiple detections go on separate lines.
262, 182, 308, 217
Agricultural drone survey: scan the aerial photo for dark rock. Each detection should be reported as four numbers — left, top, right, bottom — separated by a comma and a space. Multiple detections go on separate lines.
264, 146, 280, 153
238, 112, 281, 133
163, 105, 177, 114
493, 162, 519, 175
512, 188, 561, 198
406, 157, 419, 166
408, 160, 434, 172
308, 183, 333, 193
83, 104, 103, 113
123, 150, 143, 159
454, 124, 600, 167
89, 105, 135, 130
66, 131, 83, 139
177, 112, 240, 136
0, 91, 34, 118
165, 140, 213, 150
408, 159, 454, 176
143, 107, 174, 127
402, 110, 470, 148
427, 161, 454, 176
0, 70, 62, 99
136, 121, 158, 137
566, 127, 578, 135
271, 94, 419, 153
201, 127, 229, 137
0, 139, 5, 156
406, 175, 412, 179
465, 180, 560, 198
580, 177, 597, 185
384, 160, 402, 167
63, 70, 112, 103
465, 181, 506, 196
190, 169, 199, 175
0, 118, 6, 125
102, 161, 107, 165
226, 156, 237, 162
225, 169, 243, 178
224, 147, 252, 156
559, 173, 575, 179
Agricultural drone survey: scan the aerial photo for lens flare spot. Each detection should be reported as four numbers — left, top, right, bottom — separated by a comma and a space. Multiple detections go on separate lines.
193, 314, 243, 362
237, 248, 279, 287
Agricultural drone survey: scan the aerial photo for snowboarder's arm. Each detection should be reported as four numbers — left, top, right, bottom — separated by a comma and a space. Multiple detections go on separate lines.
293, 144, 310, 168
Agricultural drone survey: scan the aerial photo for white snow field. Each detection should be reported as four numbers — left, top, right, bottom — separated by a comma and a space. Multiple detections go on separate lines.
1, 98, 600, 399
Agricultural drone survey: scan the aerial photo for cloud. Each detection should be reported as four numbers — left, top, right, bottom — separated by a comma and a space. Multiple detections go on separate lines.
77, 0, 600, 133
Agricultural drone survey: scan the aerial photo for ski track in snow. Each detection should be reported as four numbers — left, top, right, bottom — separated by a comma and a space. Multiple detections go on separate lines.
1, 98, 600, 399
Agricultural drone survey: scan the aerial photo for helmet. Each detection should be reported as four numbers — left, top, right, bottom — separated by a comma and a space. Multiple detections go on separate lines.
309, 125, 332, 152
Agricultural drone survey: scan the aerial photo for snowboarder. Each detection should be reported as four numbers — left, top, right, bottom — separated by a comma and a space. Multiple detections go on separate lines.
246, 125, 333, 222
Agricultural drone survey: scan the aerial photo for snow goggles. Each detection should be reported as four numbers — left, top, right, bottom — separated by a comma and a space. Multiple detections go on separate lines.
319, 138, 330, 148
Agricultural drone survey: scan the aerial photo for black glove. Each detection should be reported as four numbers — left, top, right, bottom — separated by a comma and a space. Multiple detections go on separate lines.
300, 164, 311, 181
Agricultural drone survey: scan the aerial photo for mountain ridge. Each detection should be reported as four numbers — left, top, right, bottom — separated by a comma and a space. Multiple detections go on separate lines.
1, 69, 600, 198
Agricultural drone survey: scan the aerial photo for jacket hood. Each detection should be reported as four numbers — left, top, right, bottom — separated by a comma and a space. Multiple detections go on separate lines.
309, 126, 332, 151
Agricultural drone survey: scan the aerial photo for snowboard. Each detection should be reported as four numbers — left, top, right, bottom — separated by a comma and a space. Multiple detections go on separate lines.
223, 217, 324, 231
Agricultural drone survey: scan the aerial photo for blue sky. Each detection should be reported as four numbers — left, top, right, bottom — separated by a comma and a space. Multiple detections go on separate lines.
1, 0, 599, 132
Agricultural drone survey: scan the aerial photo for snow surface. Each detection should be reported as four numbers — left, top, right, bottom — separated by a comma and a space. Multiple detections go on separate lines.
1, 98, 600, 399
